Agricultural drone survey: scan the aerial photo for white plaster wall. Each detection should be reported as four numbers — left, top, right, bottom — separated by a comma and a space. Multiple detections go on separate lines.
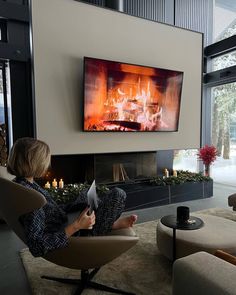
31, 0, 203, 155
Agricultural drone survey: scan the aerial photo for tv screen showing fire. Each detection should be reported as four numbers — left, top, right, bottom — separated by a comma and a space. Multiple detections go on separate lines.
83, 57, 183, 132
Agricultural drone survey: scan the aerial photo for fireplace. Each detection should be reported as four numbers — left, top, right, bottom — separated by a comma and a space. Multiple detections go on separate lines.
93, 152, 157, 183
48, 151, 165, 185
41, 150, 212, 211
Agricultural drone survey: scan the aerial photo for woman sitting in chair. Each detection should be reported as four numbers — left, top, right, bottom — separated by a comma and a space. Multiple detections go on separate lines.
7, 137, 137, 257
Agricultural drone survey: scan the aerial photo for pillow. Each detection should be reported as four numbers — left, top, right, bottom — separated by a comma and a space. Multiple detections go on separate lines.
214, 250, 236, 266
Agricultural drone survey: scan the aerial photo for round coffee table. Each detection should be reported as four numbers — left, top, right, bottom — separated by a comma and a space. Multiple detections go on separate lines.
160, 215, 204, 261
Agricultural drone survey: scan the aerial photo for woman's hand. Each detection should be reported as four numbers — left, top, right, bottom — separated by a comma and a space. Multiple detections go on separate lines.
65, 207, 96, 237
73, 207, 96, 230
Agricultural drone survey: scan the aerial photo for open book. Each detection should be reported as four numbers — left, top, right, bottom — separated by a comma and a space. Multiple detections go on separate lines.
87, 180, 99, 214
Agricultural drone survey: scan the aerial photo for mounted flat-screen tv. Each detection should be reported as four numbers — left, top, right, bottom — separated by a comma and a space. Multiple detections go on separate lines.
83, 57, 183, 132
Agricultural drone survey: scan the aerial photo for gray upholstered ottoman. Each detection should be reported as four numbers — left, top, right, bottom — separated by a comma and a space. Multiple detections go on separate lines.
156, 214, 236, 260
172, 252, 236, 295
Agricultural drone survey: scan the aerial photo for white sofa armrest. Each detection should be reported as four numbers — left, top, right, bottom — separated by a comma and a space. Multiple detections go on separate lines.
172, 251, 236, 295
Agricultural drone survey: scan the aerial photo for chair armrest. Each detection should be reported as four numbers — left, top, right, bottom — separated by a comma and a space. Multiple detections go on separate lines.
228, 193, 236, 207
44, 234, 139, 270
172, 251, 236, 295
110, 227, 136, 236
0, 166, 13, 180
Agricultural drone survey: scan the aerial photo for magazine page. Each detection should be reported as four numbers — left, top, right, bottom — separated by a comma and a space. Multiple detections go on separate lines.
87, 180, 98, 214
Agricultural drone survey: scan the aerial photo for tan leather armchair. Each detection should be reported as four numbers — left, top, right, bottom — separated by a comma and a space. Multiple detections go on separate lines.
0, 165, 13, 180
0, 166, 13, 222
0, 177, 139, 295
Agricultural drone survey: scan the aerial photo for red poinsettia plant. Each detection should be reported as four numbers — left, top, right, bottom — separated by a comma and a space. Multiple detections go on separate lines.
198, 145, 217, 166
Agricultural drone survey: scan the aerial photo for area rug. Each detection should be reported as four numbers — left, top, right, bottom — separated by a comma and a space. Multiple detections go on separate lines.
20, 207, 236, 295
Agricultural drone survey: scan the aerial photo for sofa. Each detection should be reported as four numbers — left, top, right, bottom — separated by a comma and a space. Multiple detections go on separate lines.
172, 251, 236, 295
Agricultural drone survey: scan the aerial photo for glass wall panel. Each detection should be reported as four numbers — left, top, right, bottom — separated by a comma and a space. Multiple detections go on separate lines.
0, 68, 5, 125
212, 50, 236, 71
214, 0, 236, 42
173, 149, 198, 173
0, 61, 12, 166
211, 82, 236, 185
6, 64, 13, 148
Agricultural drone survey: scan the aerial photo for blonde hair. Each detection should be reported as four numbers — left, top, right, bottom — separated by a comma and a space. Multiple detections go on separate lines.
7, 137, 51, 178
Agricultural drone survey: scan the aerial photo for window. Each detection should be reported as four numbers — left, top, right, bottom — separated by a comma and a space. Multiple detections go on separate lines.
0, 61, 12, 166
212, 50, 236, 71
0, 20, 7, 43
214, 0, 236, 42
210, 82, 236, 185
173, 149, 199, 173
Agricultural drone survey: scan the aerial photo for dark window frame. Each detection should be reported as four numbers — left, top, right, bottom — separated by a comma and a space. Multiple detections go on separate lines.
204, 35, 236, 87
204, 33, 236, 81
0, 0, 35, 143
203, 34, 236, 147
0, 0, 29, 22
204, 35, 236, 58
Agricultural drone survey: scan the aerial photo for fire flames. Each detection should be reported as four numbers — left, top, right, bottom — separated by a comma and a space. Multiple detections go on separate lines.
84, 61, 181, 131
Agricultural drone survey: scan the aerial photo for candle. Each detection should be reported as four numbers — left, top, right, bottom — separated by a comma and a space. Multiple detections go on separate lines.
45, 181, 50, 189
52, 178, 58, 188
59, 178, 64, 189
173, 170, 178, 177
164, 168, 169, 178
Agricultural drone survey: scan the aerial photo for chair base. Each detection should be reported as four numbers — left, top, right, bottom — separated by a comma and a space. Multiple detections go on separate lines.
42, 268, 135, 295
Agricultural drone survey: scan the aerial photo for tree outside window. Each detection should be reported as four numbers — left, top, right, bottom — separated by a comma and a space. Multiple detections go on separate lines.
0, 63, 12, 166
211, 82, 236, 159
211, 4, 236, 159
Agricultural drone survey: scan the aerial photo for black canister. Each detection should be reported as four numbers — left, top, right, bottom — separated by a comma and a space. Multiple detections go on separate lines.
177, 206, 190, 223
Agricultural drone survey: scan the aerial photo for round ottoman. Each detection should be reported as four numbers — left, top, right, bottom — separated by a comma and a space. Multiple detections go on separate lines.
156, 214, 236, 260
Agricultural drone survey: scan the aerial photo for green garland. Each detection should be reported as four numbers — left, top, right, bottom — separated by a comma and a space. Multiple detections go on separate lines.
46, 170, 211, 204
150, 170, 212, 186
46, 183, 109, 204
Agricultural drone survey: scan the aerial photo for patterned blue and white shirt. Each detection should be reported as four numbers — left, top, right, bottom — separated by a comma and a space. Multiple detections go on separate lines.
15, 177, 126, 257
15, 178, 80, 257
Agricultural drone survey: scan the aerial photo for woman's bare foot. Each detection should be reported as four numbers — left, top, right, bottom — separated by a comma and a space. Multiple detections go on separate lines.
112, 215, 138, 230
